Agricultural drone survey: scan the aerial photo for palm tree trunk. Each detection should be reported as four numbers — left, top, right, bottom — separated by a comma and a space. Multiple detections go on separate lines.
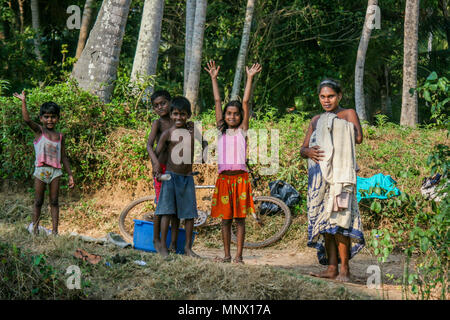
185, 0, 207, 114
230, 0, 256, 101
184, 0, 196, 95
384, 65, 392, 117
75, 0, 95, 59
72, 0, 132, 103
18, 0, 25, 33
30, 0, 42, 60
130, 0, 164, 97
354, 0, 378, 122
400, 0, 420, 127
439, 0, 449, 44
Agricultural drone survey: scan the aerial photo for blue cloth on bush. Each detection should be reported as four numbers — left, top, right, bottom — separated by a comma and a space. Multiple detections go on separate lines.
356, 173, 401, 203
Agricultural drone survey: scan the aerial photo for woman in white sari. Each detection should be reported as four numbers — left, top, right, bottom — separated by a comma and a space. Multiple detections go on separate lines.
300, 79, 364, 282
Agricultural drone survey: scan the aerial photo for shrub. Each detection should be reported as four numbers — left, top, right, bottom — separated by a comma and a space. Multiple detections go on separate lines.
0, 241, 83, 299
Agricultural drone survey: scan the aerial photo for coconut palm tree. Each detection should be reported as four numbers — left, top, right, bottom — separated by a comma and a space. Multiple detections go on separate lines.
400, 0, 420, 127
72, 0, 132, 103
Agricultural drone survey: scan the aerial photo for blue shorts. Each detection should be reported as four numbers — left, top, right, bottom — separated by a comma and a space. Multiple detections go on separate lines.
154, 171, 198, 219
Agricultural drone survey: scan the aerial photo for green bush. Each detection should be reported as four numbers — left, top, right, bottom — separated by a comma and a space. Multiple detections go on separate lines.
0, 241, 83, 299
366, 72, 449, 300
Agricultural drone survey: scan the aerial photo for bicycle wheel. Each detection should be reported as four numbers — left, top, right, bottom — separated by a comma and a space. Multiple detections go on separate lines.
193, 185, 219, 227
231, 196, 292, 248
118, 196, 156, 244
119, 185, 215, 243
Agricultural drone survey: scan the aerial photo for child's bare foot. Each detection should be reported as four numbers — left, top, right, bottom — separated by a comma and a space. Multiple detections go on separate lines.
233, 256, 244, 264
168, 242, 177, 253
159, 246, 169, 258
213, 256, 231, 263
184, 248, 201, 258
309, 267, 338, 279
153, 239, 162, 253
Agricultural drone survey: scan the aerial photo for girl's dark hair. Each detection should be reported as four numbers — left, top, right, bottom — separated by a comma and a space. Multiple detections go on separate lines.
218, 100, 244, 134
151, 90, 171, 103
317, 78, 342, 95
40, 102, 60, 117
170, 96, 192, 117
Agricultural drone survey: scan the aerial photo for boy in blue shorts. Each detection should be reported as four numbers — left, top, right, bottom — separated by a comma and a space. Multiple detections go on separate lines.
146, 90, 179, 253
155, 96, 207, 258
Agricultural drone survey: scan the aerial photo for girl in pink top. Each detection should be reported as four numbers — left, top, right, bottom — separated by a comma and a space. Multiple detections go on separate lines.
13, 91, 74, 235
205, 60, 261, 264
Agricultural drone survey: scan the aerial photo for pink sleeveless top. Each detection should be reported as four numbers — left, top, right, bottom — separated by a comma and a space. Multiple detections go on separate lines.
217, 129, 247, 173
34, 132, 62, 169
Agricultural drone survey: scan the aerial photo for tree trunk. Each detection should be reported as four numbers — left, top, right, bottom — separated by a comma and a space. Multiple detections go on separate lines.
75, 0, 95, 59
384, 65, 392, 117
130, 0, 164, 97
400, 0, 420, 127
230, 0, 256, 101
30, 0, 42, 60
183, 0, 196, 95
185, 0, 207, 114
18, 0, 25, 33
354, 0, 378, 122
440, 0, 450, 44
72, 0, 132, 103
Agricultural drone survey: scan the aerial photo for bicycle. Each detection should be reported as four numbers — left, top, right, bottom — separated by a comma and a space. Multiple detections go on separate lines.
118, 167, 292, 248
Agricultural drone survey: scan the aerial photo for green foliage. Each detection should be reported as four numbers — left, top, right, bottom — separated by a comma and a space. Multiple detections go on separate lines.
415, 72, 450, 129
2, 0, 448, 124
0, 241, 83, 299
365, 190, 448, 299
365, 72, 449, 300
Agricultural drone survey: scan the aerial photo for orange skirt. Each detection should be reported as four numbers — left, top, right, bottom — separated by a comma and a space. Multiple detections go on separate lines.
211, 172, 255, 220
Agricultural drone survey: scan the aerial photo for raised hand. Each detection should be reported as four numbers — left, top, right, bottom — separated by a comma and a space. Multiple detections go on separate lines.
15, 89, 40, 132
13, 90, 26, 102
204, 60, 220, 79
246, 63, 262, 77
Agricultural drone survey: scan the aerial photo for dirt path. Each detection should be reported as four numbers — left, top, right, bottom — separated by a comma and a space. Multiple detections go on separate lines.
196, 245, 404, 300
1, 189, 405, 300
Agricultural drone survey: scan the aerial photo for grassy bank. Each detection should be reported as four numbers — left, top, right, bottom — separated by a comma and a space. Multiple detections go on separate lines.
1, 83, 448, 300
0, 221, 373, 300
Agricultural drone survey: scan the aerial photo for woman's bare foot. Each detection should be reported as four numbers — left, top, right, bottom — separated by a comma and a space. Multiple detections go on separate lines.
335, 273, 351, 282
335, 266, 351, 282
309, 267, 338, 279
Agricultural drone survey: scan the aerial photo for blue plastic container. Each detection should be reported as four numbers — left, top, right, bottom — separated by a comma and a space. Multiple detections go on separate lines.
133, 219, 197, 254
